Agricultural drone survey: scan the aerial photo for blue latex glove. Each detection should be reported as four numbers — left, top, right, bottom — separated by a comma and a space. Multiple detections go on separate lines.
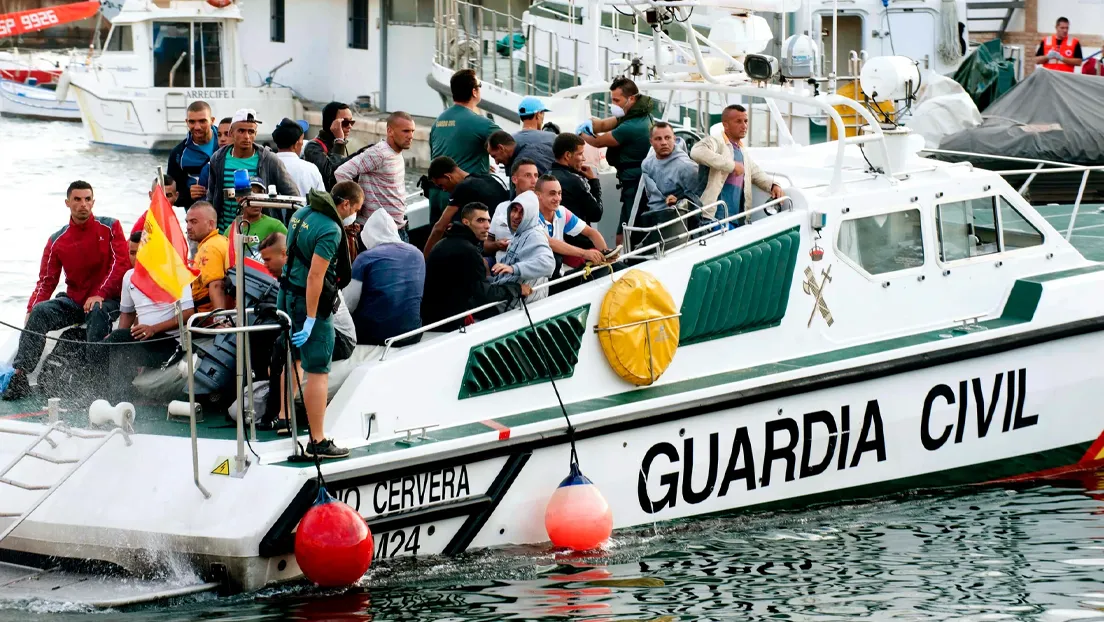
291, 316, 316, 347
576, 119, 594, 136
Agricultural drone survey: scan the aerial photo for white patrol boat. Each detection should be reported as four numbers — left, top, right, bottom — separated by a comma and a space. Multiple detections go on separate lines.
58, 0, 298, 151
4, 0, 1104, 607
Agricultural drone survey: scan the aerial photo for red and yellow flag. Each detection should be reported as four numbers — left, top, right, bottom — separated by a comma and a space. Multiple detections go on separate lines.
132, 188, 199, 303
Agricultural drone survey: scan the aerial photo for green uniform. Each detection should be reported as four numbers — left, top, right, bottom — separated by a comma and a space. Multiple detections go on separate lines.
279, 205, 342, 373
429, 105, 501, 225
609, 114, 653, 234
429, 104, 501, 175
609, 114, 653, 183
223, 214, 287, 257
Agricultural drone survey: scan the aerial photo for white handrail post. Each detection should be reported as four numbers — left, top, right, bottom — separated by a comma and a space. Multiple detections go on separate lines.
1065, 169, 1091, 241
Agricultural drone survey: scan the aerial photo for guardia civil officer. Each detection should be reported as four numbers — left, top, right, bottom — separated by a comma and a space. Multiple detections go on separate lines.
278, 180, 363, 458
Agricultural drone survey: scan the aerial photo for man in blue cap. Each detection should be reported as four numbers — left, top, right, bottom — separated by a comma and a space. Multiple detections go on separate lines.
486, 96, 556, 176
272, 117, 324, 197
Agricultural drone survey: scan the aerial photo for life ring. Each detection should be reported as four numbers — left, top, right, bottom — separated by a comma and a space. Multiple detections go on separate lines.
207, 0, 233, 8
595, 269, 679, 386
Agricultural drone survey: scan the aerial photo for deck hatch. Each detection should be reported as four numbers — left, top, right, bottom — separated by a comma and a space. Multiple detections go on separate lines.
459, 305, 590, 399
680, 228, 800, 345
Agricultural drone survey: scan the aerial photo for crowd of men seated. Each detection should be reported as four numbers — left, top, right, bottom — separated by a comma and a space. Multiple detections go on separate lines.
3, 71, 784, 405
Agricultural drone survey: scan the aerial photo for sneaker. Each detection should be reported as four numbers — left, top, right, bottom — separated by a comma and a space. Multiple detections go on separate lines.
304, 438, 350, 459
2, 372, 31, 401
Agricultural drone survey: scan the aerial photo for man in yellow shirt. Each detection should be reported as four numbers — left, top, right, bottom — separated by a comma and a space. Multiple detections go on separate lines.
185, 202, 230, 313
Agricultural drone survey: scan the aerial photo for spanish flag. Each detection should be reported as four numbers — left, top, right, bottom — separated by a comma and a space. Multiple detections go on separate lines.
132, 188, 199, 303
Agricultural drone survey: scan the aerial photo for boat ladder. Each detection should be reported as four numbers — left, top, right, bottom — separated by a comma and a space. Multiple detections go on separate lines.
0, 416, 132, 545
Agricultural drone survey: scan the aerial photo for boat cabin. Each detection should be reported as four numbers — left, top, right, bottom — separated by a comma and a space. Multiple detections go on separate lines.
84, 0, 244, 92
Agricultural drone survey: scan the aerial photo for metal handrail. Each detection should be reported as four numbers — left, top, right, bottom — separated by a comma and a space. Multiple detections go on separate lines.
920, 147, 1104, 242
0, 426, 131, 544
181, 306, 293, 495
379, 195, 795, 360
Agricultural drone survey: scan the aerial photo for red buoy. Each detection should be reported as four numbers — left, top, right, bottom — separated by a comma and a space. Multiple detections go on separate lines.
294, 488, 373, 586
544, 463, 613, 551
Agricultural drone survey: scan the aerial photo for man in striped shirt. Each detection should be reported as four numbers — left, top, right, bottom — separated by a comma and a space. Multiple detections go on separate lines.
335, 111, 415, 241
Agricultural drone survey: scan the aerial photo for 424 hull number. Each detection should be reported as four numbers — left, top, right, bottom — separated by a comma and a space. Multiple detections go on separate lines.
373, 525, 422, 560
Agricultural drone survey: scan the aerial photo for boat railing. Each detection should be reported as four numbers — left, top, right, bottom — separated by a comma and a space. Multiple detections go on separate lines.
435, 0, 638, 107
0, 421, 131, 545
181, 306, 293, 498
379, 194, 793, 361
921, 147, 1104, 240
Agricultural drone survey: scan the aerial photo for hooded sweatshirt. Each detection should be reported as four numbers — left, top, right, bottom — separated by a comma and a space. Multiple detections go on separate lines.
642, 144, 703, 212
344, 210, 425, 345
492, 191, 554, 304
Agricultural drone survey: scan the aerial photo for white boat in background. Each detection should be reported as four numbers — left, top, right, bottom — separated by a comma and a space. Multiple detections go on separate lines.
428, 0, 978, 146
62, 0, 298, 151
0, 78, 80, 121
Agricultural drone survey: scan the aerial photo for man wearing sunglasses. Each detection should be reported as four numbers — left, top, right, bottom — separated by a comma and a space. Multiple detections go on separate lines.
427, 70, 501, 229
304, 101, 356, 192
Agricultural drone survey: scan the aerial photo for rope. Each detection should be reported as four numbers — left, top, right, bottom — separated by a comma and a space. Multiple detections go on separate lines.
518, 295, 579, 468
0, 319, 179, 345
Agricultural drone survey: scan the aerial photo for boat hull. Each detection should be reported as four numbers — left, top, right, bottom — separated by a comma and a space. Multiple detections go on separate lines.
3, 318, 1101, 592
305, 324, 1104, 562
0, 79, 79, 121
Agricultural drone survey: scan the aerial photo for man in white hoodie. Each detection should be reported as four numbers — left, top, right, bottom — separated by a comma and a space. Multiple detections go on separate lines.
489, 157, 541, 262
491, 190, 555, 304
343, 210, 426, 345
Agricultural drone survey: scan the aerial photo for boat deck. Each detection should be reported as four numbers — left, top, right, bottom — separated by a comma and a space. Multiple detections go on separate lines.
0, 394, 285, 442
1038, 204, 1104, 261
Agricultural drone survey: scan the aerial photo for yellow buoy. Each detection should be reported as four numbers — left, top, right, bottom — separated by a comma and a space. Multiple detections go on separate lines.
595, 269, 679, 386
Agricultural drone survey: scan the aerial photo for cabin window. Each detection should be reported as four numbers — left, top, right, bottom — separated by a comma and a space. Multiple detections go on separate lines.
152, 22, 192, 87
348, 0, 370, 49
193, 22, 223, 88
271, 0, 285, 42
837, 209, 925, 275
936, 196, 1042, 262
390, 0, 434, 24
104, 25, 133, 52
999, 196, 1044, 250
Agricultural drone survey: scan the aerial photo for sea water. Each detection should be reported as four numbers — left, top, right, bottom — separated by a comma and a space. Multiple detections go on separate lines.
3, 118, 1104, 621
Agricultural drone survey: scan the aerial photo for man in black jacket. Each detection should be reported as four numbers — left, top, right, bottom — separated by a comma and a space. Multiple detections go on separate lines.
549, 132, 602, 224
422, 202, 530, 331
166, 100, 217, 208
303, 101, 354, 191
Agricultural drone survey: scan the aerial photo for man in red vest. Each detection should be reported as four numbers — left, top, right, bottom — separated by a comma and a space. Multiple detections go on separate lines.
1034, 17, 1083, 73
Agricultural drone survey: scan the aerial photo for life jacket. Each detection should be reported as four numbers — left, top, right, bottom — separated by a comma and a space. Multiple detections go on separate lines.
1042, 36, 1079, 72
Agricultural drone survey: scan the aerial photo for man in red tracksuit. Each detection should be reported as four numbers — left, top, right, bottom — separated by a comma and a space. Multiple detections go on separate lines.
3, 181, 129, 401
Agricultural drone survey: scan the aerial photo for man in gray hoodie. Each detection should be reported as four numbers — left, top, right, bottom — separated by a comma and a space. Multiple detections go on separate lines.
641, 121, 703, 213
491, 190, 555, 305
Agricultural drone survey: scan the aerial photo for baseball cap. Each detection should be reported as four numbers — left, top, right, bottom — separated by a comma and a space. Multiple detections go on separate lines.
271, 117, 307, 148
231, 108, 262, 125
518, 96, 550, 117
248, 175, 267, 192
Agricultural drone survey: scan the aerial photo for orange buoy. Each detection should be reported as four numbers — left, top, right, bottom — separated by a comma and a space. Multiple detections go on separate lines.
207, 0, 233, 7
294, 488, 373, 586
544, 463, 613, 551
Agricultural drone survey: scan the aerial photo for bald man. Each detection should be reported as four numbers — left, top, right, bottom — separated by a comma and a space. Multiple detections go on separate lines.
185, 201, 229, 312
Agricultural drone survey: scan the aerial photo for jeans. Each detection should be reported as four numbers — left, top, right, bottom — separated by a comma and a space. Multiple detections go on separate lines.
14, 295, 119, 372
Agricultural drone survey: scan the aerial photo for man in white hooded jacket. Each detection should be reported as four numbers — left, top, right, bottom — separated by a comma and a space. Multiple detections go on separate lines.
491, 190, 555, 304
343, 210, 426, 345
